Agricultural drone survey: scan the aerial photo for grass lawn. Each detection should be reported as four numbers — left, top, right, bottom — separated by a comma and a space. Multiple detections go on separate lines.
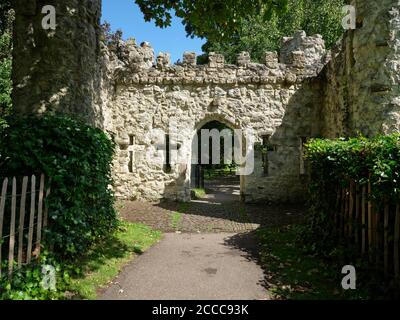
257, 225, 369, 300
68, 221, 161, 299
191, 188, 206, 199
204, 166, 237, 179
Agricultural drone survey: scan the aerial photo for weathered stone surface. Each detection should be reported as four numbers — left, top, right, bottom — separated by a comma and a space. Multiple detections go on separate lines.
12, 0, 103, 126
280, 31, 326, 68
183, 52, 197, 66
237, 51, 251, 68
156, 52, 171, 69
322, 0, 400, 138
208, 52, 225, 69
100, 32, 325, 202
11, 0, 400, 204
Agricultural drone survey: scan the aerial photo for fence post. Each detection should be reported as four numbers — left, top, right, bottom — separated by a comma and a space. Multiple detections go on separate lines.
43, 185, 51, 230
395, 204, 400, 283
35, 174, 45, 258
368, 180, 373, 262
0, 178, 9, 278
340, 187, 345, 238
384, 200, 389, 277
27, 175, 36, 264
17, 177, 28, 268
8, 178, 17, 277
0, 174, 50, 278
355, 182, 360, 249
344, 186, 349, 237
335, 186, 341, 229
361, 185, 366, 255
349, 180, 354, 240
375, 202, 380, 265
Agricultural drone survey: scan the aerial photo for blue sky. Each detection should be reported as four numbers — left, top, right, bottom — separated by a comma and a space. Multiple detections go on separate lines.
101, 0, 206, 63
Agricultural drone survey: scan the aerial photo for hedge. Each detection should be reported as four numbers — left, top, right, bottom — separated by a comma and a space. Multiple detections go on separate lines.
0, 114, 117, 259
303, 134, 400, 251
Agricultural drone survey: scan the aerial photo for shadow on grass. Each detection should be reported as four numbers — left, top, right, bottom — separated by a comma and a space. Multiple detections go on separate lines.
224, 225, 370, 300
67, 237, 130, 299
74, 236, 130, 277
67, 222, 161, 300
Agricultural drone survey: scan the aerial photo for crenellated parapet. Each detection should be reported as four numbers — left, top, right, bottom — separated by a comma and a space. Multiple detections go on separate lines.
108, 30, 328, 86
280, 31, 326, 67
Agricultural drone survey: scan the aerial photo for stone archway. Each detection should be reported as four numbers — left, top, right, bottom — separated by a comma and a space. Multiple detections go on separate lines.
12, 0, 400, 205
11, 2, 321, 205
189, 116, 246, 202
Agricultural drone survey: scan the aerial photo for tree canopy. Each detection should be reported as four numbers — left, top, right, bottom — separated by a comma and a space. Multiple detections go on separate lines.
201, 0, 345, 63
135, 0, 289, 40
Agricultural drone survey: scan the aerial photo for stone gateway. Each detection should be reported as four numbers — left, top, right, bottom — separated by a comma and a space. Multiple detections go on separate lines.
105, 31, 325, 203
11, 0, 400, 204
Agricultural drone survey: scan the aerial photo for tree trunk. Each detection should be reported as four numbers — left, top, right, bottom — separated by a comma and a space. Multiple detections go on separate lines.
12, 0, 102, 125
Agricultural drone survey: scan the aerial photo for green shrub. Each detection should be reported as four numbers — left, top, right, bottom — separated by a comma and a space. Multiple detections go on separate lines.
300, 135, 400, 297
303, 134, 400, 253
0, 254, 70, 300
0, 7, 13, 131
0, 32, 12, 131
0, 114, 117, 259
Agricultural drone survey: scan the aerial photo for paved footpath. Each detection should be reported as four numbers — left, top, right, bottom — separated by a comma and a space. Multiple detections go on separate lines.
99, 176, 304, 300
99, 232, 268, 300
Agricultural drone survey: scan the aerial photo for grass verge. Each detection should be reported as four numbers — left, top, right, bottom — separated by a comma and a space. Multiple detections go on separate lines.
171, 212, 183, 231
191, 188, 206, 199
68, 221, 161, 299
257, 225, 369, 300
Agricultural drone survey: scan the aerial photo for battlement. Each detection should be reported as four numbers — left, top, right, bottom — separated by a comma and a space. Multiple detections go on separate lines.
106, 30, 327, 86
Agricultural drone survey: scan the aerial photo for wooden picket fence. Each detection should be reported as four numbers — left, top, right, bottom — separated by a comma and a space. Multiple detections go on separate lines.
335, 179, 400, 282
0, 174, 50, 278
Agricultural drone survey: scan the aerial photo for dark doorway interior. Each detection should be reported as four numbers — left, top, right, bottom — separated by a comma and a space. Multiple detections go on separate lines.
191, 121, 240, 203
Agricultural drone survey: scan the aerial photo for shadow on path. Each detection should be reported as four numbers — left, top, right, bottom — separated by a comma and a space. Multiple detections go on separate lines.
112, 176, 306, 299
121, 175, 305, 233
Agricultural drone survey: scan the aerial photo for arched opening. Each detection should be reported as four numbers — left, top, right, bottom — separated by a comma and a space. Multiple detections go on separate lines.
190, 120, 242, 203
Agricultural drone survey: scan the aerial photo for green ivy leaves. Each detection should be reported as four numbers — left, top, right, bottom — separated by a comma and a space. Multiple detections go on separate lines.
0, 114, 117, 260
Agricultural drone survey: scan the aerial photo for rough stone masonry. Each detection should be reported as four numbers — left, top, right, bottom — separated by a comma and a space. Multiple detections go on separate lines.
103, 32, 325, 203
11, 0, 400, 203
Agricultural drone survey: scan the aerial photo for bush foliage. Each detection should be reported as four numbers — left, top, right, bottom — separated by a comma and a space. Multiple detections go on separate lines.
0, 114, 117, 259
0, 7, 13, 130
303, 135, 400, 252
0, 254, 71, 300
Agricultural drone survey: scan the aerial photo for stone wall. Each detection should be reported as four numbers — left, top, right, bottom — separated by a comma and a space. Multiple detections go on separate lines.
103, 32, 326, 202
11, 0, 400, 204
12, 0, 105, 127
322, 0, 400, 138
